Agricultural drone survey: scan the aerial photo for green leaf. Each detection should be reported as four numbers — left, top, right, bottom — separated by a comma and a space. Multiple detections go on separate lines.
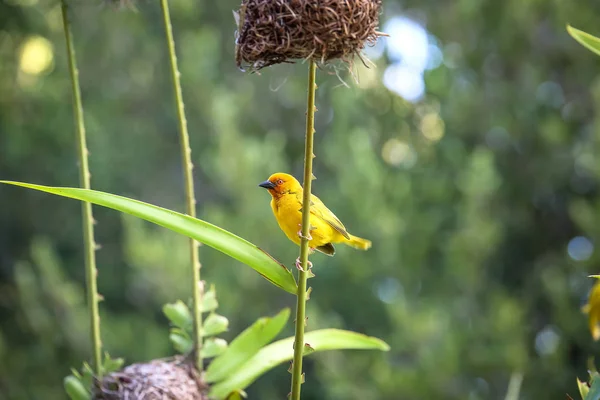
201, 337, 228, 359
170, 327, 191, 338
567, 25, 600, 57
80, 363, 94, 389
170, 332, 193, 354
209, 329, 389, 399
70, 368, 82, 380
101, 353, 124, 374
205, 308, 290, 383
64, 375, 90, 400
225, 389, 248, 400
203, 313, 229, 337
579, 378, 590, 399
202, 287, 219, 312
0, 182, 297, 294
163, 300, 193, 330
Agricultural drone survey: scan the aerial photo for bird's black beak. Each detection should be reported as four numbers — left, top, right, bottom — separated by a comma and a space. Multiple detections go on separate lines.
259, 180, 276, 189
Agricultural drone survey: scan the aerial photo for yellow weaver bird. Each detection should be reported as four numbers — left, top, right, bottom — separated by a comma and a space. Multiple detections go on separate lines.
259, 172, 371, 269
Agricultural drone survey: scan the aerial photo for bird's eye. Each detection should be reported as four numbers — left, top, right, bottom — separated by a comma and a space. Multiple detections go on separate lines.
277, 179, 284, 185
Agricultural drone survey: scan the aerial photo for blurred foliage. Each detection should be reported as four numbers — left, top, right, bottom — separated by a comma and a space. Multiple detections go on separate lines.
1, 0, 600, 399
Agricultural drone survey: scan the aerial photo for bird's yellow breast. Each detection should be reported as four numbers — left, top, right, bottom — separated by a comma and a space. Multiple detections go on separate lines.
271, 194, 343, 248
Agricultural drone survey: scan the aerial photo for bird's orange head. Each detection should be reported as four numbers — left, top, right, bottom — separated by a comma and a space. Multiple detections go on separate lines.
258, 172, 302, 196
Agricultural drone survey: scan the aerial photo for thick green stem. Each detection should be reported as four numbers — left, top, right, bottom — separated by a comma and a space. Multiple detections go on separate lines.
159, 0, 203, 372
61, 1, 102, 377
290, 59, 317, 400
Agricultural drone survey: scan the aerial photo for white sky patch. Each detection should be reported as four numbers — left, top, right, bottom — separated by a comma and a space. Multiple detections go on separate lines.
381, 16, 442, 102
383, 63, 425, 102
384, 16, 430, 70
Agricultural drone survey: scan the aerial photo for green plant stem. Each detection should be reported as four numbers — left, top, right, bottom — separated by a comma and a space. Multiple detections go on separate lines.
61, 1, 102, 377
504, 372, 524, 400
291, 59, 317, 400
159, 0, 203, 372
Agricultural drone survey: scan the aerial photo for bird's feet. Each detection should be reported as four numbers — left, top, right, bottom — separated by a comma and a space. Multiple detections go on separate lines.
295, 257, 313, 271
297, 224, 313, 241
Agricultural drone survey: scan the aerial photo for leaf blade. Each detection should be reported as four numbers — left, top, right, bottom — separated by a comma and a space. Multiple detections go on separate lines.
567, 25, 600, 57
64, 375, 90, 400
0, 182, 296, 293
203, 313, 230, 337
163, 300, 193, 331
209, 329, 389, 398
205, 308, 290, 383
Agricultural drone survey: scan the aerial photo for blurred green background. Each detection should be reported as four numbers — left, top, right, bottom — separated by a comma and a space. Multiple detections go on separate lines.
1, 0, 600, 398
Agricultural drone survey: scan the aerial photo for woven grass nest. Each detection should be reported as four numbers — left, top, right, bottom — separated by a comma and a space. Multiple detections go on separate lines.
93, 358, 207, 400
235, 0, 384, 70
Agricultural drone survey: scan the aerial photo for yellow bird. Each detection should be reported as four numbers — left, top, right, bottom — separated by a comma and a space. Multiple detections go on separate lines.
259, 172, 371, 267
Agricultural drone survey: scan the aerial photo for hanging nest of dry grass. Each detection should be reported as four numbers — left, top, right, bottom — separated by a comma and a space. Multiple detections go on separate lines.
93, 358, 208, 400
235, 0, 384, 71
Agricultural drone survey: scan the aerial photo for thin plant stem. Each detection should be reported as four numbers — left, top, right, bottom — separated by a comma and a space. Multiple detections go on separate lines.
504, 372, 524, 400
290, 59, 317, 400
159, 0, 203, 372
61, 0, 102, 377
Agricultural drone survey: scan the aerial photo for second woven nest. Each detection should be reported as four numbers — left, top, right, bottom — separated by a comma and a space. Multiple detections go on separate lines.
235, 0, 384, 70
93, 358, 207, 400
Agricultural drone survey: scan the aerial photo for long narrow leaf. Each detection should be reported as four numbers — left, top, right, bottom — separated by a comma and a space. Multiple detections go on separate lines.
206, 308, 290, 383
209, 329, 390, 399
567, 25, 600, 57
0, 182, 296, 293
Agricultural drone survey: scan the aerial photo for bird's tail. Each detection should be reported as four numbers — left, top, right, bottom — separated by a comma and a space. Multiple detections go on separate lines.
346, 234, 372, 250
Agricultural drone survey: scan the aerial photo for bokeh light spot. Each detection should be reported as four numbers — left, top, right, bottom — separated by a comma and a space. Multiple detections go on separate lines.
375, 277, 403, 304
381, 16, 441, 102
384, 16, 429, 69
420, 112, 445, 142
382, 139, 417, 168
383, 64, 424, 102
534, 325, 560, 356
19, 36, 54, 75
426, 44, 444, 70
567, 236, 593, 261
485, 126, 510, 150
536, 81, 564, 109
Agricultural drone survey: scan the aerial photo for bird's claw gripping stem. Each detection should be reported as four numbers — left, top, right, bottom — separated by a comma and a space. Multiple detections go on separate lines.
297, 224, 313, 241
295, 257, 313, 271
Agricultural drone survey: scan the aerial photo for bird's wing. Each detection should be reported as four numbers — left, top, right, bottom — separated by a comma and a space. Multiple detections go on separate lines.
308, 193, 350, 240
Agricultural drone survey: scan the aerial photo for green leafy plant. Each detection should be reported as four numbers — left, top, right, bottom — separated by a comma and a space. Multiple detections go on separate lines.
209, 328, 389, 399
163, 286, 228, 357
64, 353, 124, 400
161, 299, 389, 400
